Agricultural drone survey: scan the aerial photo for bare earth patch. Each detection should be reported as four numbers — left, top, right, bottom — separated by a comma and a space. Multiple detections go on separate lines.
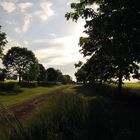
0, 85, 70, 126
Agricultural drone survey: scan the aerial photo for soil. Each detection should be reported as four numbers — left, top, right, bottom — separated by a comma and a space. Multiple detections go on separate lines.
0, 85, 70, 126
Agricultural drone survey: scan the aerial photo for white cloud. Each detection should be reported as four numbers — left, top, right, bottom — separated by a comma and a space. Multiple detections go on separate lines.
22, 14, 32, 32
0, 2, 16, 13
23, 40, 29, 46
3, 36, 21, 54
34, 35, 84, 66
49, 33, 57, 37
18, 2, 33, 12
15, 27, 22, 33
33, 2, 54, 21
33, 20, 86, 66
40, 2, 54, 17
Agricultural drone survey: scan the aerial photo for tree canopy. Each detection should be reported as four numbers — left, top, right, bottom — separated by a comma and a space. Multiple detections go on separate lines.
66, 0, 140, 90
3, 47, 38, 84
46, 68, 58, 83
37, 64, 47, 83
0, 26, 7, 58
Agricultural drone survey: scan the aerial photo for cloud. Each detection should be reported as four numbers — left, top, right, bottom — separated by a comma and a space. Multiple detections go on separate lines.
3, 36, 21, 54
15, 27, 22, 33
49, 33, 57, 37
33, 2, 54, 21
18, 2, 33, 12
22, 14, 32, 32
0, 1, 16, 13
40, 2, 54, 16
33, 35, 84, 66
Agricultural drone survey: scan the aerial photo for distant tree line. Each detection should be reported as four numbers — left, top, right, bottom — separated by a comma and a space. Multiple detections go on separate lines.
0, 26, 73, 86
66, 0, 140, 90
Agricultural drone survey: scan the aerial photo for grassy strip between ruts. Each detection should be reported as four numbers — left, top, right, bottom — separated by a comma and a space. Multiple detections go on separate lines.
0, 85, 69, 108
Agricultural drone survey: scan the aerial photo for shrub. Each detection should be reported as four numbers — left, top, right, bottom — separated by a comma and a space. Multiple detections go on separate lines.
0, 82, 21, 93
21, 82, 38, 88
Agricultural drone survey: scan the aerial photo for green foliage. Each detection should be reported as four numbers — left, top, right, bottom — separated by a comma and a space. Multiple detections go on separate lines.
0, 68, 7, 81
66, 0, 140, 90
20, 82, 38, 88
3, 47, 38, 84
0, 26, 7, 58
23, 62, 39, 82
46, 68, 58, 82
75, 67, 88, 84
37, 64, 47, 83
0, 82, 21, 93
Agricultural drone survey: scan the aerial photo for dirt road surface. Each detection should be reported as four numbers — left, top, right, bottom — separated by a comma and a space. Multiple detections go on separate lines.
0, 85, 70, 126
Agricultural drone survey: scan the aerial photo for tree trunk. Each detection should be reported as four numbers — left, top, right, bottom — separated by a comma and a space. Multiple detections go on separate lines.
118, 74, 122, 91
19, 74, 22, 85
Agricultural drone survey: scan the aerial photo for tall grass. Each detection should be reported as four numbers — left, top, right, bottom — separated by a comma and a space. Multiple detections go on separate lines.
1, 93, 88, 140
1, 84, 140, 140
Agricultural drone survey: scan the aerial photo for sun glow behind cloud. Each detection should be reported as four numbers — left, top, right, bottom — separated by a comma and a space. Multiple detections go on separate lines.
34, 20, 86, 66
0, 0, 87, 80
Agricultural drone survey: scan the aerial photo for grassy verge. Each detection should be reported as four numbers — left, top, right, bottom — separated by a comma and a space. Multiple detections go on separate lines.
0, 85, 68, 108
1, 83, 140, 140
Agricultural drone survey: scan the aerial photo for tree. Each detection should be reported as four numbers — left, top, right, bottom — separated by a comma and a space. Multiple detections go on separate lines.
63, 75, 73, 84
57, 70, 65, 83
75, 67, 88, 85
23, 62, 39, 82
0, 68, 7, 81
0, 26, 7, 58
37, 64, 47, 83
66, 0, 140, 90
3, 47, 38, 84
46, 68, 58, 83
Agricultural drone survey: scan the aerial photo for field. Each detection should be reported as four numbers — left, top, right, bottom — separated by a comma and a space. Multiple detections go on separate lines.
0, 85, 69, 107
0, 83, 140, 140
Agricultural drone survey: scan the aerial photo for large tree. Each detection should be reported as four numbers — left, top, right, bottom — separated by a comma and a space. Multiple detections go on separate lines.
0, 68, 7, 81
46, 68, 58, 83
37, 64, 47, 83
3, 47, 38, 84
0, 26, 7, 58
22, 62, 39, 82
66, 0, 140, 90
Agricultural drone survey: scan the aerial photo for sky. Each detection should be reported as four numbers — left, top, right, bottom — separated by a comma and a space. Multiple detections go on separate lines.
0, 0, 86, 80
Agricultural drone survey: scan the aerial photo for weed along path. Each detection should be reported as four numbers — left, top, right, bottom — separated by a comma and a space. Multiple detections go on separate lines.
0, 85, 71, 124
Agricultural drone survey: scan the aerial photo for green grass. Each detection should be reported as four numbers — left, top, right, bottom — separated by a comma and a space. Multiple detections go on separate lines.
0, 85, 67, 107
123, 82, 140, 95
123, 82, 140, 88
1, 83, 140, 140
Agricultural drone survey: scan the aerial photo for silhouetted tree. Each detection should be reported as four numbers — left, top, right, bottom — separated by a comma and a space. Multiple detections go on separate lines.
23, 62, 39, 82
46, 68, 58, 83
75, 67, 88, 85
3, 47, 38, 84
0, 26, 7, 58
0, 68, 7, 81
63, 75, 72, 84
66, 0, 140, 90
57, 70, 65, 83
37, 64, 47, 83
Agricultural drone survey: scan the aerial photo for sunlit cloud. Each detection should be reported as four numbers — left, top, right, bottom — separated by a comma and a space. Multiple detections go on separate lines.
0, 0, 86, 79
49, 33, 57, 37
34, 34, 84, 66
0, 1, 16, 13
15, 27, 22, 33
39, 2, 54, 20
18, 2, 33, 12
22, 14, 32, 32
3, 36, 21, 54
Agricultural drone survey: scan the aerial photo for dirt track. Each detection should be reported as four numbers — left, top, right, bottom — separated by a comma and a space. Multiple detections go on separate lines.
0, 85, 70, 125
